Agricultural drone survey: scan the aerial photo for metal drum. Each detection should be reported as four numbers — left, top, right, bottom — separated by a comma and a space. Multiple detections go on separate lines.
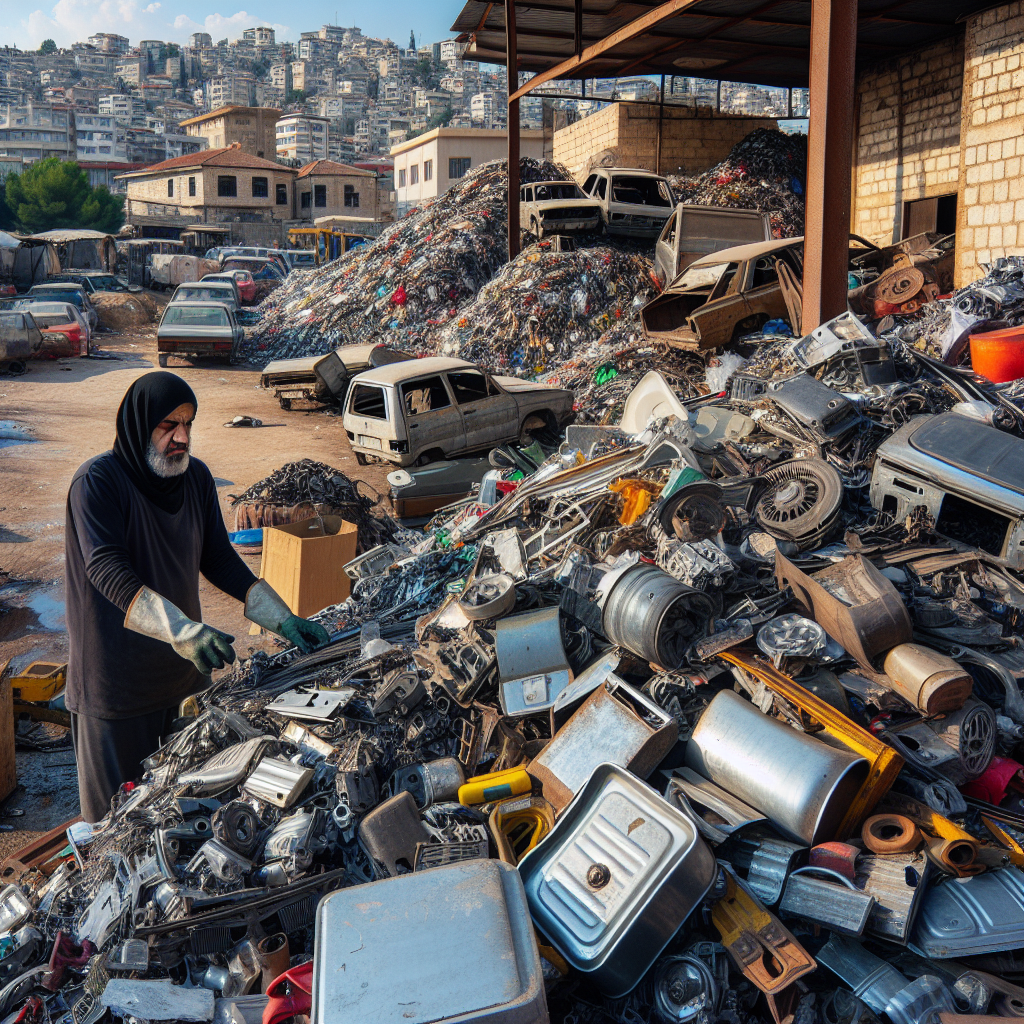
601, 564, 713, 669
685, 689, 869, 845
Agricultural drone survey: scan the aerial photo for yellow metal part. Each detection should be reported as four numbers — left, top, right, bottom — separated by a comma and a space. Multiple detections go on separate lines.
718, 650, 904, 840
982, 815, 1024, 868
608, 478, 662, 526
458, 767, 532, 806
711, 869, 816, 996
2, 660, 66, 703
489, 795, 555, 864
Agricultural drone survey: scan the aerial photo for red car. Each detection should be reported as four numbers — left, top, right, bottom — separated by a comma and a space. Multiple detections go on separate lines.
203, 270, 257, 305
21, 302, 90, 357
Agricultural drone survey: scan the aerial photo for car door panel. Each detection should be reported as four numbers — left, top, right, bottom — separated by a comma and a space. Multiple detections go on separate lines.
402, 375, 466, 459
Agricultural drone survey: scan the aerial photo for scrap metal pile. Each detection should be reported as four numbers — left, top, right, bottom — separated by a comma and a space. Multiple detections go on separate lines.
228, 460, 407, 553
239, 158, 571, 364
668, 128, 807, 238
431, 245, 657, 374
11, 309, 1024, 1024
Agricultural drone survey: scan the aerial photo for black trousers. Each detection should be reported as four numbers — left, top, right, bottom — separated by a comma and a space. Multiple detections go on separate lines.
70, 706, 177, 823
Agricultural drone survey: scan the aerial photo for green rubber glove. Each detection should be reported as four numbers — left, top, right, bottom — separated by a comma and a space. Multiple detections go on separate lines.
125, 587, 237, 673
278, 615, 332, 654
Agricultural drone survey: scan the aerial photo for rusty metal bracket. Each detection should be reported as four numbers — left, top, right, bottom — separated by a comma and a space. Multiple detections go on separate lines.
718, 650, 903, 839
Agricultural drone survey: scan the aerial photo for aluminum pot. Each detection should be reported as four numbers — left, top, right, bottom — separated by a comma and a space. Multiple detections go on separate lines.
685, 689, 869, 845
601, 563, 714, 669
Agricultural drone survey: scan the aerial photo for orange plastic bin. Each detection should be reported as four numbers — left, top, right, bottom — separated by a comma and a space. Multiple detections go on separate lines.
970, 325, 1024, 383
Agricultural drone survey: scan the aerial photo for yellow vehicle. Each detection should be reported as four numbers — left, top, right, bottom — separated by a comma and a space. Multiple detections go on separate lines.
286, 227, 370, 266
2, 660, 66, 703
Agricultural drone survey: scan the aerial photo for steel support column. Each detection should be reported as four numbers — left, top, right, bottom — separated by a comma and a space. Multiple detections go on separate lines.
801, 0, 857, 333
506, 0, 520, 262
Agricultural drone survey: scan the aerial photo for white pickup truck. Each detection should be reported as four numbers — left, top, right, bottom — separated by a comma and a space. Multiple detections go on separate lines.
343, 357, 575, 467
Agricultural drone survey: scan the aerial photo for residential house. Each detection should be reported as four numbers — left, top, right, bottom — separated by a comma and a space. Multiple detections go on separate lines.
294, 158, 381, 220
391, 126, 544, 215
179, 105, 281, 159
276, 114, 330, 162
0, 101, 73, 169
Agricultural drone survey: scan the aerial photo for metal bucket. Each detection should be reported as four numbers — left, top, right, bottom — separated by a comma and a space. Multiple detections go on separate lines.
601, 563, 713, 669
685, 689, 869, 845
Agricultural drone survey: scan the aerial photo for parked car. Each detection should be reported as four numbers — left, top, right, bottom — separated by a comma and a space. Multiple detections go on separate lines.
343, 356, 575, 467
168, 280, 241, 314
198, 274, 243, 308
156, 302, 244, 366
21, 301, 90, 356
205, 269, 256, 304
641, 237, 801, 350
261, 343, 412, 409
282, 249, 317, 271
519, 181, 602, 238
23, 284, 98, 331
653, 205, 774, 287
0, 310, 43, 371
581, 167, 675, 240
46, 271, 136, 294
221, 257, 286, 300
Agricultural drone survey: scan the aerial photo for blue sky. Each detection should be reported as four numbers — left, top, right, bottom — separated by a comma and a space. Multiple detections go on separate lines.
1, 1, 459, 52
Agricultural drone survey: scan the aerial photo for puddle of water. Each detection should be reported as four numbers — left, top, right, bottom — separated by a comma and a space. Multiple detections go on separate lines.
0, 421, 33, 450
26, 593, 65, 631
0, 584, 65, 638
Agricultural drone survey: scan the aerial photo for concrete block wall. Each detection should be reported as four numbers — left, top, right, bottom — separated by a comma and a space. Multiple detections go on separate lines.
957, 2, 1024, 284
852, 36, 963, 247
553, 103, 778, 181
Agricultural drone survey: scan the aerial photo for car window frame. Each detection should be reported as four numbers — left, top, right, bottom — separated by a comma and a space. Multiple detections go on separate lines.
400, 374, 454, 417
446, 369, 495, 404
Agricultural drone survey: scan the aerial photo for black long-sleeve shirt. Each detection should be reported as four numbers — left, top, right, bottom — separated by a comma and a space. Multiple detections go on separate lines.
65, 451, 257, 719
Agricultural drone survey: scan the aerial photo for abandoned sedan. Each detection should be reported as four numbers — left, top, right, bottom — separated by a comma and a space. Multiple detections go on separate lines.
582, 167, 675, 241
343, 356, 575, 467
520, 181, 602, 237
641, 237, 802, 350
157, 301, 244, 367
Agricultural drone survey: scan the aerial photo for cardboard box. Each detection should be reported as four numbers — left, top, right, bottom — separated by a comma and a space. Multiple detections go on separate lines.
258, 515, 358, 618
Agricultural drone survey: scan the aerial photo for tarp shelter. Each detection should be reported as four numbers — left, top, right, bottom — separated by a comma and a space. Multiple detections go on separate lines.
25, 229, 117, 272
0, 233, 60, 288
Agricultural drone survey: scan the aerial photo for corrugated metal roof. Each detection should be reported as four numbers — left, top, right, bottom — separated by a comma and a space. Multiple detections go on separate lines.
451, 0, 989, 89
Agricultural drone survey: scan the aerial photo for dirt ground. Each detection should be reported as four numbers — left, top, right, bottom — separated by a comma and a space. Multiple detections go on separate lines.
0, 317, 393, 847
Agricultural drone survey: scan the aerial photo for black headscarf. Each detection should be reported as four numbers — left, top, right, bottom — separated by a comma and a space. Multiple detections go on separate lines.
113, 371, 198, 514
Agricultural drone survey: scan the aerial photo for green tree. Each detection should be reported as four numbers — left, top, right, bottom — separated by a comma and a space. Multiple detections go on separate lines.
4, 159, 124, 233
286, 89, 307, 104
37, 39, 57, 55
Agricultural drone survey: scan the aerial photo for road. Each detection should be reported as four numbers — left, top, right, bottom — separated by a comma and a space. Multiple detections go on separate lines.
0, 322, 393, 844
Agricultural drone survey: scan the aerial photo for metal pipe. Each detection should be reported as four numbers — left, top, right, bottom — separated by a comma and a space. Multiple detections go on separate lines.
801, 0, 858, 332
506, 0, 520, 262
656, 74, 665, 174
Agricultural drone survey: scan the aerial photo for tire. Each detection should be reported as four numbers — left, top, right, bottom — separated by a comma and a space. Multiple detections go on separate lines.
519, 414, 546, 446
354, 452, 368, 466
280, 397, 292, 410
158, 353, 169, 367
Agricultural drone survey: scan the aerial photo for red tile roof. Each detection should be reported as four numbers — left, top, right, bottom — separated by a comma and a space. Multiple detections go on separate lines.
297, 159, 376, 179
119, 145, 295, 176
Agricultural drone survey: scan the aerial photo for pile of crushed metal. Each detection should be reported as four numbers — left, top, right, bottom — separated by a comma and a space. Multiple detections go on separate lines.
10, 305, 1024, 1024
431, 244, 657, 374
668, 128, 807, 238
240, 158, 572, 364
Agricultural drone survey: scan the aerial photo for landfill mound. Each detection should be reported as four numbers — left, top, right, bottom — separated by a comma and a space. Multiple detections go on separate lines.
229, 459, 406, 553
91, 291, 158, 331
668, 127, 807, 238
431, 244, 657, 373
239, 158, 572, 364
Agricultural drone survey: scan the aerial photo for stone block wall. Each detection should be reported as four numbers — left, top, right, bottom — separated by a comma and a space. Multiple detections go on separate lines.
852, 36, 963, 248
553, 103, 778, 181
957, 2, 1024, 284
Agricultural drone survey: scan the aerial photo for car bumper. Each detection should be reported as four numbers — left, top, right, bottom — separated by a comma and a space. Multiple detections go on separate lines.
540, 218, 601, 233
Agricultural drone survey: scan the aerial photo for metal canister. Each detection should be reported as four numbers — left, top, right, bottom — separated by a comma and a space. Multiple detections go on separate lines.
601, 563, 711, 669
685, 689, 869, 845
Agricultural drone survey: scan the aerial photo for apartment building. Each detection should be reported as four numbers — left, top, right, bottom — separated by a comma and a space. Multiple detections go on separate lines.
243, 27, 276, 46
0, 101, 73, 167
276, 114, 330, 162
391, 127, 544, 214
87, 33, 130, 54
75, 112, 127, 163
206, 74, 256, 110
74, 51, 117, 77
99, 94, 146, 124
180, 106, 280, 158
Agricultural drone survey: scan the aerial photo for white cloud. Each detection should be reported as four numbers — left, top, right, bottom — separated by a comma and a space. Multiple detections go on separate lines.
1, 2, 293, 49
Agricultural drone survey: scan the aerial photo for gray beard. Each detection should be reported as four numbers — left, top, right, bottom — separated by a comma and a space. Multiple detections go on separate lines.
146, 439, 190, 478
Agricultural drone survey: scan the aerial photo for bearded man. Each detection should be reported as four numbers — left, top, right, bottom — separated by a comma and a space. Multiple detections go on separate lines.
65, 371, 329, 821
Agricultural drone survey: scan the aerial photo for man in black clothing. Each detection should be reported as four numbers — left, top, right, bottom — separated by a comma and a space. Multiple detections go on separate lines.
66, 371, 330, 821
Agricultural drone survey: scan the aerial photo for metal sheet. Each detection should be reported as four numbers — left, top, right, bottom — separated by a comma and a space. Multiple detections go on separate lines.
910, 866, 1024, 959
519, 763, 716, 998
312, 860, 547, 1024
241, 757, 313, 809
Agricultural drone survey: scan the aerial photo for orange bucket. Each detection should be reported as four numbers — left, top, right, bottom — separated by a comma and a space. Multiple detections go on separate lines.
970, 325, 1024, 383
